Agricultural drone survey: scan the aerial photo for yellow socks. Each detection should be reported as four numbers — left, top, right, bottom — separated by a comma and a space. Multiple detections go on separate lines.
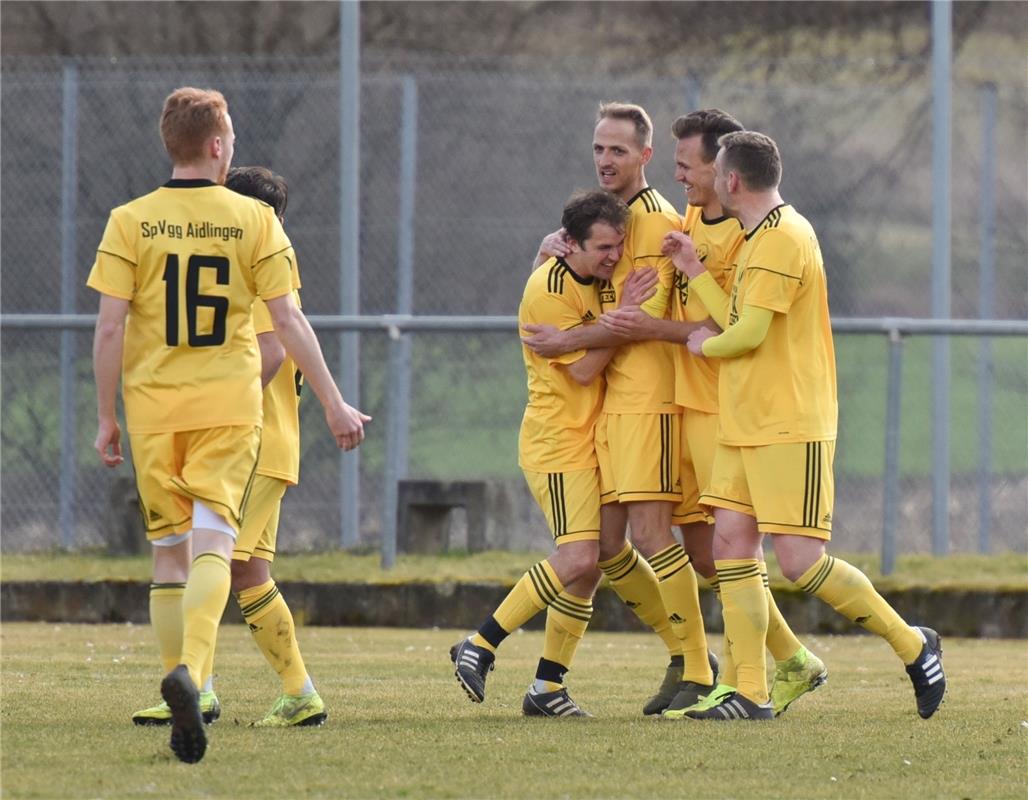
236, 579, 311, 696
598, 542, 682, 659
760, 562, 804, 663
149, 582, 184, 673
796, 553, 923, 664
537, 592, 593, 691
649, 543, 712, 684
179, 553, 231, 688
716, 559, 769, 704
471, 560, 565, 653
707, 575, 738, 687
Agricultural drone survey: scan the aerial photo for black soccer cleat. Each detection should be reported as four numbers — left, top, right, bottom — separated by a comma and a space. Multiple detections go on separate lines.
905, 626, 946, 719
643, 650, 719, 715
683, 690, 774, 721
160, 665, 207, 764
522, 687, 592, 718
450, 637, 495, 703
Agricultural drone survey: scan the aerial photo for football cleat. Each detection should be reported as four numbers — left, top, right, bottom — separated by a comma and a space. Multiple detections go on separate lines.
252, 691, 327, 728
160, 665, 207, 763
683, 690, 774, 721
132, 690, 221, 727
643, 651, 719, 715
450, 637, 495, 703
905, 626, 946, 719
662, 683, 736, 719
522, 687, 592, 717
770, 647, 828, 716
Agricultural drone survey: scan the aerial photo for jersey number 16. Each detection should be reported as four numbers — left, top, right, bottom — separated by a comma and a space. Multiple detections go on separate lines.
162, 254, 229, 347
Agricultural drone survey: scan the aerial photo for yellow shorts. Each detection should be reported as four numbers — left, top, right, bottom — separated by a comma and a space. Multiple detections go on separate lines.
523, 467, 601, 544
596, 412, 682, 505
700, 440, 835, 539
129, 425, 261, 540
233, 473, 287, 562
672, 408, 718, 526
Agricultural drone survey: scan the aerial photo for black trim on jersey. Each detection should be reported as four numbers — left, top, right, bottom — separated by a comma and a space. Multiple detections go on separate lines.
548, 262, 566, 294
746, 266, 802, 281
700, 212, 740, 227
97, 248, 137, 266
625, 186, 658, 213
744, 203, 789, 240
556, 257, 595, 285
253, 245, 293, 267
163, 179, 218, 189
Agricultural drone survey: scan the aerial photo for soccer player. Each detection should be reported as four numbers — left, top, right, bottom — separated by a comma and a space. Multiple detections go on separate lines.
600, 109, 826, 717
451, 190, 650, 717
130, 166, 328, 729
662, 131, 945, 721
89, 87, 368, 762
524, 103, 715, 714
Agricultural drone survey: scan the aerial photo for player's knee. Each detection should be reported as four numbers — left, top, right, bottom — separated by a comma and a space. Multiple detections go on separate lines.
230, 556, 270, 593
776, 543, 823, 583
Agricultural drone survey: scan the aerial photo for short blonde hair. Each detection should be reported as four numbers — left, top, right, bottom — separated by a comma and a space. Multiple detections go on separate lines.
159, 87, 229, 165
717, 131, 782, 190
597, 102, 653, 149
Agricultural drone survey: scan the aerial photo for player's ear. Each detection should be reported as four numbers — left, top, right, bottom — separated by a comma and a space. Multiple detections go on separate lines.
565, 237, 582, 254
640, 145, 653, 166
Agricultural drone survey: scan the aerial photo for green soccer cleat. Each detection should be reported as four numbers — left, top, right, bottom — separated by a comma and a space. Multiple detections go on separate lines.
662, 683, 735, 719
770, 647, 828, 716
684, 690, 774, 721
252, 691, 327, 728
132, 689, 222, 726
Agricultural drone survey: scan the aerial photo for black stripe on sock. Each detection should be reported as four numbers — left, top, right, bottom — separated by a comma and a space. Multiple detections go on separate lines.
478, 615, 509, 649
535, 657, 568, 684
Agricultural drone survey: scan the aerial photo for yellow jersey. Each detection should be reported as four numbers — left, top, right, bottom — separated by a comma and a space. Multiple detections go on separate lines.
87, 179, 297, 434
518, 257, 605, 472
252, 288, 303, 485
717, 204, 838, 445
672, 205, 745, 413
601, 187, 682, 415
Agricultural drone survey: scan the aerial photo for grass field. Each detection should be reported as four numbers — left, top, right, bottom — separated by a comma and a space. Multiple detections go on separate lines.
1, 624, 1026, 799
3, 550, 1027, 589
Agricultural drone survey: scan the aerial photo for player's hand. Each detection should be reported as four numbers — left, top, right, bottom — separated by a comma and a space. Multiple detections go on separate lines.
687, 327, 716, 356
326, 402, 372, 451
521, 323, 568, 358
599, 307, 650, 340
537, 228, 570, 261
94, 417, 123, 467
620, 267, 657, 307
662, 231, 705, 279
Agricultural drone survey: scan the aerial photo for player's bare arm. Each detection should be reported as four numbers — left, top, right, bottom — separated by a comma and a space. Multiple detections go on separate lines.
257, 332, 286, 388
91, 294, 129, 467
563, 347, 615, 386
661, 231, 705, 279
532, 227, 571, 268
265, 293, 371, 451
521, 267, 658, 357
601, 307, 717, 343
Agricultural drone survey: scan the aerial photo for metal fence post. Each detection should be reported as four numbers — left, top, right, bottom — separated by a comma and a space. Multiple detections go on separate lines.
338, 0, 361, 548
59, 60, 79, 550
881, 327, 905, 575
976, 81, 998, 554
930, 0, 952, 556
381, 76, 418, 569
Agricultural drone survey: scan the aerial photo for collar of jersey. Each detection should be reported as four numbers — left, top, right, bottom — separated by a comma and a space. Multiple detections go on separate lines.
163, 179, 218, 188
744, 203, 789, 240
555, 257, 594, 285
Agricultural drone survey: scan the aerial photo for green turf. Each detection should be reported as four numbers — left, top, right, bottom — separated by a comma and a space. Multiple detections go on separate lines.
3, 550, 1027, 589
1, 624, 1025, 799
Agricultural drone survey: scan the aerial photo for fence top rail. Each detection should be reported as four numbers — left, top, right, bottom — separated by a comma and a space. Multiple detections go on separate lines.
2, 313, 1026, 337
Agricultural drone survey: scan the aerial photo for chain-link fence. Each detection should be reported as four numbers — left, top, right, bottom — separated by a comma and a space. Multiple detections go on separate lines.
2, 52, 1026, 556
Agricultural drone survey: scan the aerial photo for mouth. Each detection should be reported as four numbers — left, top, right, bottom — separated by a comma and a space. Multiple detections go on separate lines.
598, 168, 617, 183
